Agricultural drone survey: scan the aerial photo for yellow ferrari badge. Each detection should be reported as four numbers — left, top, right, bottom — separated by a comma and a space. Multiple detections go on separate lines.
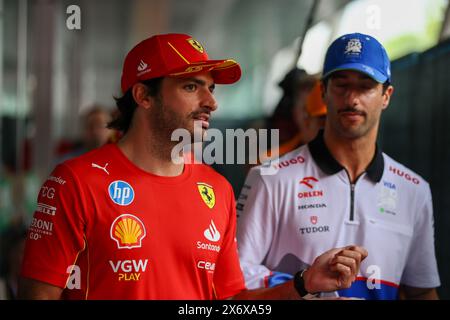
197, 182, 215, 209
188, 38, 204, 53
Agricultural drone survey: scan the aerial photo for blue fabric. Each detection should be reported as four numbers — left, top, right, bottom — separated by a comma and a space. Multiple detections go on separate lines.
338, 279, 399, 300
323, 33, 391, 83
267, 272, 293, 288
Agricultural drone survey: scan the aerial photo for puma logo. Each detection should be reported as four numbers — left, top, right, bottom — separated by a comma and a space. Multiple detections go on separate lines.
92, 162, 109, 175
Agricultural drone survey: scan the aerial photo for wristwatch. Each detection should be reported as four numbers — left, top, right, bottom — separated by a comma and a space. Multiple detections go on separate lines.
293, 269, 319, 300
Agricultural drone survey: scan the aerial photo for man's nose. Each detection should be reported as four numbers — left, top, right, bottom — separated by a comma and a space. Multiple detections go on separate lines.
202, 89, 218, 111
344, 87, 360, 107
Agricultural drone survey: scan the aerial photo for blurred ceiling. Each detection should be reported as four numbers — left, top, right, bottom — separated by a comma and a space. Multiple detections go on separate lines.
2, 0, 353, 110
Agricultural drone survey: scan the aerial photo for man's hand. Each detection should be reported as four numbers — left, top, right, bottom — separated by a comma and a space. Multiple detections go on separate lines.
303, 245, 368, 293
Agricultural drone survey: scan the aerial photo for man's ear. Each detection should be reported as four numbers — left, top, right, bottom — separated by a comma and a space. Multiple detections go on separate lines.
132, 83, 153, 110
382, 85, 394, 110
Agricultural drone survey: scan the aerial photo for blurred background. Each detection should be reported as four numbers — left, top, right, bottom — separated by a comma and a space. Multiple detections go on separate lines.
0, 0, 449, 299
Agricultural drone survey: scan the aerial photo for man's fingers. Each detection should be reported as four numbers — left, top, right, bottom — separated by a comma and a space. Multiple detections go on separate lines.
339, 249, 363, 262
329, 263, 351, 276
323, 247, 344, 259
333, 249, 364, 271
330, 255, 357, 276
344, 246, 368, 261
329, 263, 354, 288
316, 245, 368, 291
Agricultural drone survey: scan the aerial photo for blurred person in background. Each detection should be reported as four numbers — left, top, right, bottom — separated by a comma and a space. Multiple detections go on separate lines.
261, 71, 326, 163
275, 79, 326, 157
267, 68, 315, 145
56, 105, 115, 162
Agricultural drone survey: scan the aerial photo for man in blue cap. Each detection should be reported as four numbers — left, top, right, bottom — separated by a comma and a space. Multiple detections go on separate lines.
237, 33, 440, 299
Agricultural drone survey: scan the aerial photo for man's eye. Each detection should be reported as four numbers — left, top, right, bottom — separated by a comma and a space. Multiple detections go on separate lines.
184, 84, 197, 91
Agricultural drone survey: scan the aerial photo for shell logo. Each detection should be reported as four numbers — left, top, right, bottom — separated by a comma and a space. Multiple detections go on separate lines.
110, 214, 146, 249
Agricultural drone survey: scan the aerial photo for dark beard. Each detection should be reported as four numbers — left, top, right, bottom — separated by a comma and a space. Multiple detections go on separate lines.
150, 96, 190, 143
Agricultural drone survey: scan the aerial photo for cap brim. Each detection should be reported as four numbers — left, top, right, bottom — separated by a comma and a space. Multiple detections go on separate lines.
322, 63, 388, 83
169, 59, 241, 84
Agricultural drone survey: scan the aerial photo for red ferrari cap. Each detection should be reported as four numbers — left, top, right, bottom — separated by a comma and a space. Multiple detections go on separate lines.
121, 33, 242, 93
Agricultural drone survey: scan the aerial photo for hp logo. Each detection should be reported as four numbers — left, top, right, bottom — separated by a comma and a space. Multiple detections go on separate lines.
108, 181, 135, 206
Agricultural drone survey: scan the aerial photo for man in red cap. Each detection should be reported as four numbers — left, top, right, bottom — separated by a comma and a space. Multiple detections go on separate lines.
19, 33, 366, 299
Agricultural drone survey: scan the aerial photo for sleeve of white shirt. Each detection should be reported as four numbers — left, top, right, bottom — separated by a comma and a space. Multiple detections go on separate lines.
400, 183, 441, 288
236, 166, 280, 289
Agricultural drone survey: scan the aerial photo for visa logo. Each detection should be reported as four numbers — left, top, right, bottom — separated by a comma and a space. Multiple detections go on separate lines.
383, 181, 396, 190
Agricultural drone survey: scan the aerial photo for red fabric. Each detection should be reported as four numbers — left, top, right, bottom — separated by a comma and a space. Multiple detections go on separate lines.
121, 33, 241, 93
21, 143, 245, 299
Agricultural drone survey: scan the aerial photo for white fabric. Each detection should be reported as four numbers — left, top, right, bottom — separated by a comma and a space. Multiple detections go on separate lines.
237, 144, 440, 295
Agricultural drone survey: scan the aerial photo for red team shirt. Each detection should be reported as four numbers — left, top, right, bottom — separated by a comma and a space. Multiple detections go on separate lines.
21, 143, 245, 299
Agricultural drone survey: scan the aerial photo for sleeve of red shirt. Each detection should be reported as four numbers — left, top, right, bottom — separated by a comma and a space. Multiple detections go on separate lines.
212, 183, 246, 299
21, 163, 87, 289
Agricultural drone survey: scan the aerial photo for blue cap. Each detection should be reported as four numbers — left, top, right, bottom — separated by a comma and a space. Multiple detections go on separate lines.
322, 33, 391, 83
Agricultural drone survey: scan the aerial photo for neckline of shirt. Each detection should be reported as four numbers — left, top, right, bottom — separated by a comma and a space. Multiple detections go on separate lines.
109, 143, 194, 185
307, 130, 384, 183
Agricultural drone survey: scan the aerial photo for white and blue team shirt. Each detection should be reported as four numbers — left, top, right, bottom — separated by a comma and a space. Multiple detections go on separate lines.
237, 132, 440, 299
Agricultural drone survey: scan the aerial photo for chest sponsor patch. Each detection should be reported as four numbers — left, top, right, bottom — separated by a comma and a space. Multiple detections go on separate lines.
108, 180, 135, 206
110, 214, 146, 249
197, 183, 215, 209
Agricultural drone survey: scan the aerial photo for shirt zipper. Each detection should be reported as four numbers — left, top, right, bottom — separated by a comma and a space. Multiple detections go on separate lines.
350, 183, 355, 221
346, 171, 361, 222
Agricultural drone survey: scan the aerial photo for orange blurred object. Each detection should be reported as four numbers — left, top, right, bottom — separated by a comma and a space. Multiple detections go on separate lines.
306, 81, 327, 117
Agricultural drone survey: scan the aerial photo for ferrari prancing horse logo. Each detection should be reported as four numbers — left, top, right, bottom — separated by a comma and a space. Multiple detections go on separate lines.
197, 183, 215, 209
188, 38, 204, 53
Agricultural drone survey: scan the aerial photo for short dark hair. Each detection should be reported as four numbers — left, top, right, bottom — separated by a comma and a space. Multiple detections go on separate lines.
322, 75, 391, 95
108, 77, 163, 133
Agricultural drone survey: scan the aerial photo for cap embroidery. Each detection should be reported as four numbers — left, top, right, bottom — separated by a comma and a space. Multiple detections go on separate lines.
344, 38, 362, 55
187, 38, 204, 53
137, 60, 148, 72
167, 41, 190, 64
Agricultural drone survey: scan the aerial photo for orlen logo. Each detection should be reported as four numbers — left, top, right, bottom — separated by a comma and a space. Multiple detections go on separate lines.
298, 176, 324, 198
109, 259, 148, 281
298, 190, 323, 199
110, 214, 146, 249
299, 176, 318, 189
389, 166, 420, 185
204, 220, 220, 242
108, 180, 135, 205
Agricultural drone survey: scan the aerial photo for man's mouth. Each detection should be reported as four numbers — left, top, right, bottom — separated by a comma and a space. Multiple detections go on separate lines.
193, 114, 210, 129
338, 108, 365, 120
